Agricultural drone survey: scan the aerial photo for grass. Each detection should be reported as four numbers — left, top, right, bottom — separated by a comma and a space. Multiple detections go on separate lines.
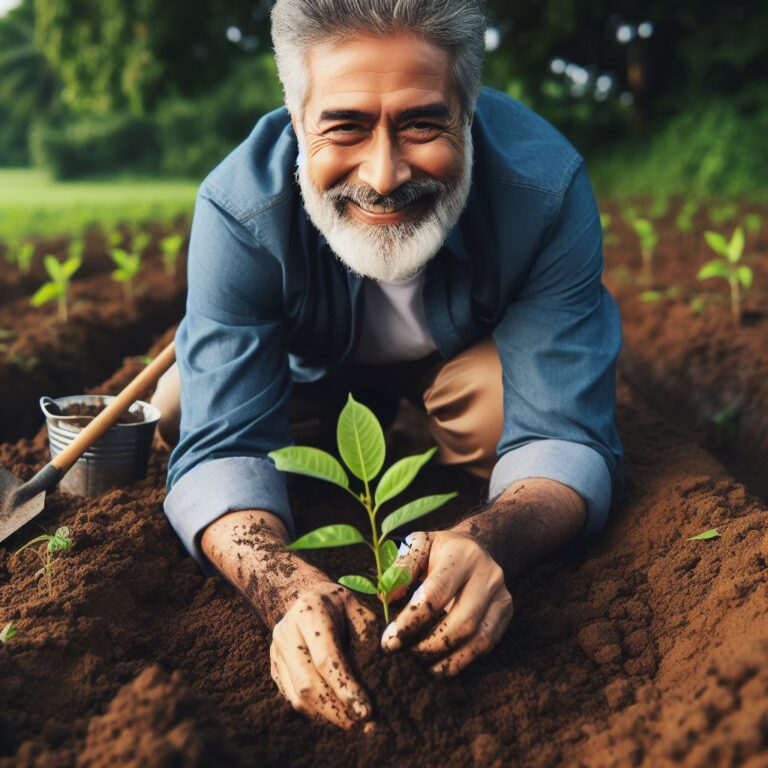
0, 168, 197, 239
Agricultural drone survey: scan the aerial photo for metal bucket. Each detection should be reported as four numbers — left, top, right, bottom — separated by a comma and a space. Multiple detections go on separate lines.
40, 395, 160, 496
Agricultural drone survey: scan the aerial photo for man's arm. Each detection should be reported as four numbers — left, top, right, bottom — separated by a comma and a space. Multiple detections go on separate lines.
451, 477, 586, 579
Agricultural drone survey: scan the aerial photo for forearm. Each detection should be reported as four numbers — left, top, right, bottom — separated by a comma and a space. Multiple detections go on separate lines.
451, 478, 586, 579
201, 509, 333, 629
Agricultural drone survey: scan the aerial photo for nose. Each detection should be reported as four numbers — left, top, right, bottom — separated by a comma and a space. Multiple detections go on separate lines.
357, 129, 412, 196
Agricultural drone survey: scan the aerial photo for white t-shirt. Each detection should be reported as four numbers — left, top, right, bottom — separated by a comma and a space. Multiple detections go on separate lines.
354, 269, 438, 364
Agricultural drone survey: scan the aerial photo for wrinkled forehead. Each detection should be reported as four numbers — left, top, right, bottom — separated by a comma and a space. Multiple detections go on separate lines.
303, 33, 459, 121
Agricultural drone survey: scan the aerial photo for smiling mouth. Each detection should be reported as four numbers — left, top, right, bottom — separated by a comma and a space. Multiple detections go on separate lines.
345, 195, 431, 220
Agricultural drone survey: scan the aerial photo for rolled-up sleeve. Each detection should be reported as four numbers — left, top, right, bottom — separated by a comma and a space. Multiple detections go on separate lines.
164, 188, 295, 568
489, 158, 623, 543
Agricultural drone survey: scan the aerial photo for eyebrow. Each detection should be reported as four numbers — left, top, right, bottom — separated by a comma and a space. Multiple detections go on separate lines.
318, 102, 451, 124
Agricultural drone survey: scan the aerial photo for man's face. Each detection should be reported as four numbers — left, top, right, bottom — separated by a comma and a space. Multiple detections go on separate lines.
293, 33, 473, 283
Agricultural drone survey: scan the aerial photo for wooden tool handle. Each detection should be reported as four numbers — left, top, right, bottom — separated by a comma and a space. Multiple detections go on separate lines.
53, 340, 176, 472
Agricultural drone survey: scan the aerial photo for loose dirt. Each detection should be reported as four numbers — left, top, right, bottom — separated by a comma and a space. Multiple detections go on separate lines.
0, 346, 766, 767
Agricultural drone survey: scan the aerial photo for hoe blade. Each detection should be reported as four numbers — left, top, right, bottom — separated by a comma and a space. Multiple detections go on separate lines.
0, 466, 46, 545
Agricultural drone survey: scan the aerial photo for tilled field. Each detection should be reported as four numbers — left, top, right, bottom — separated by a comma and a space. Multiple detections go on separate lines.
0, 203, 766, 767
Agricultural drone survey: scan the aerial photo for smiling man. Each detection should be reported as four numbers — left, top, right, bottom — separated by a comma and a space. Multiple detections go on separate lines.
152, 0, 623, 730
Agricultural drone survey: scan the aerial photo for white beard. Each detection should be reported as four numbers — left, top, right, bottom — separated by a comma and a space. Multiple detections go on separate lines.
295, 124, 473, 283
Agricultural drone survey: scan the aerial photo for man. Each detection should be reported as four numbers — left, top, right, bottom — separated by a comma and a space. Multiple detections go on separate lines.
152, 0, 623, 731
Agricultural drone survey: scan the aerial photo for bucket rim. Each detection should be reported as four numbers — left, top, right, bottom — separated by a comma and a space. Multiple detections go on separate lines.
40, 394, 161, 429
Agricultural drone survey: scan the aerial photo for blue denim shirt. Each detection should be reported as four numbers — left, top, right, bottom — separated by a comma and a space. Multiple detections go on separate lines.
165, 86, 624, 568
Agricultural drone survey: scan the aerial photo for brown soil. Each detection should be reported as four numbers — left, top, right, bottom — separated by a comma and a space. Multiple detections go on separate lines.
1, 329, 767, 767
58, 401, 145, 427
601, 198, 768, 498
0, 244, 187, 443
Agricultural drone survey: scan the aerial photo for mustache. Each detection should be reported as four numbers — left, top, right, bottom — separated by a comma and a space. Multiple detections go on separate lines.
323, 176, 450, 211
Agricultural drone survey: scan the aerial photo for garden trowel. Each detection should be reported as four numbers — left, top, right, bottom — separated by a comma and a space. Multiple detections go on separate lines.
0, 340, 176, 544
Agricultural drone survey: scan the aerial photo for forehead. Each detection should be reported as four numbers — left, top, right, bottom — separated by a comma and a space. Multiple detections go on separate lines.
304, 33, 456, 116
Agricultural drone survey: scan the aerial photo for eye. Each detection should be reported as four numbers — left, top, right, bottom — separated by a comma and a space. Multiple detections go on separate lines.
402, 122, 442, 134
328, 124, 365, 134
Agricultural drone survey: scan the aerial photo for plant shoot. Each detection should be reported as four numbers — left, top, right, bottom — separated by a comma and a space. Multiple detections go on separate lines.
0, 622, 18, 644
30, 254, 82, 322
698, 227, 752, 323
630, 217, 658, 285
160, 233, 184, 276
269, 393, 456, 623
15, 526, 73, 597
110, 247, 142, 306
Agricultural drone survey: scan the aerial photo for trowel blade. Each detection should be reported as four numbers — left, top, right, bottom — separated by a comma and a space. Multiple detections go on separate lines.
0, 466, 46, 545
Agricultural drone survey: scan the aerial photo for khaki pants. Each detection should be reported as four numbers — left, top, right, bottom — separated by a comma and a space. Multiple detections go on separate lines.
151, 336, 504, 481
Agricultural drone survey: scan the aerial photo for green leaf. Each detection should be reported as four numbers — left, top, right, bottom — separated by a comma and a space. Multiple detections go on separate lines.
687, 528, 721, 541
47, 526, 72, 553
43, 255, 65, 282
285, 524, 367, 551
380, 565, 412, 597
110, 248, 130, 269
62, 255, 82, 279
338, 575, 378, 595
737, 265, 753, 289
337, 393, 385, 482
30, 282, 63, 306
0, 622, 17, 643
640, 290, 664, 302
268, 445, 350, 490
381, 539, 398, 571
697, 259, 730, 281
631, 218, 652, 238
112, 269, 130, 282
380, 492, 458, 538
704, 231, 729, 257
727, 227, 745, 263
374, 447, 437, 509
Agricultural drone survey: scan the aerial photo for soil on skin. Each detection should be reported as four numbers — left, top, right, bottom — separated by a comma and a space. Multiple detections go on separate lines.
0, 331, 766, 767
601, 198, 768, 498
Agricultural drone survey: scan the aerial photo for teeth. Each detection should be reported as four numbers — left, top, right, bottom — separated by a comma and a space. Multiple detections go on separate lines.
358, 202, 405, 214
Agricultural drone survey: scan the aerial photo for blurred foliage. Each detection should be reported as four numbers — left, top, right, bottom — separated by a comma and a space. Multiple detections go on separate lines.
0, 0, 765, 195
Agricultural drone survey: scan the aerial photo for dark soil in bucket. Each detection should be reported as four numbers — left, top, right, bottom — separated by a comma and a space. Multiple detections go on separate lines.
58, 401, 145, 427
1, 329, 767, 767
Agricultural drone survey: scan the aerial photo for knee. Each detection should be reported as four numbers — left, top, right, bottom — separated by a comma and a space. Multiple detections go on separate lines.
150, 363, 181, 449
422, 337, 503, 478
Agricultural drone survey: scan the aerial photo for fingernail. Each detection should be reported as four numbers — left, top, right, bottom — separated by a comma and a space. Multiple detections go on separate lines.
382, 623, 401, 651
352, 700, 370, 720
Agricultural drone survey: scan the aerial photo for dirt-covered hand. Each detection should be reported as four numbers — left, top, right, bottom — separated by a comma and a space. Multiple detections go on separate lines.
270, 581, 377, 729
380, 531, 513, 676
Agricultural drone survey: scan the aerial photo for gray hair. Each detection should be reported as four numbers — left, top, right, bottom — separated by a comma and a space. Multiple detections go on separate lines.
270, 0, 486, 123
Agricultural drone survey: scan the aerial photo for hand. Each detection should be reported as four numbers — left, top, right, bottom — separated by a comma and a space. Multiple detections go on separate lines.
270, 580, 377, 729
380, 531, 513, 677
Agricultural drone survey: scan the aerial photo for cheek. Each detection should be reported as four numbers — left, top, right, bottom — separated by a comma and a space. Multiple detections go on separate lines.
406, 139, 464, 181
307, 148, 358, 192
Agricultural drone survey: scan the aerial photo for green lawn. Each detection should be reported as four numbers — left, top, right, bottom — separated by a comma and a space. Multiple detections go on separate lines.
0, 168, 198, 239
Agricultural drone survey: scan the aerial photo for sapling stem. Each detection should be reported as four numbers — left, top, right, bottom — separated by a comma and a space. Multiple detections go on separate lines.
269, 394, 457, 622
14, 526, 73, 598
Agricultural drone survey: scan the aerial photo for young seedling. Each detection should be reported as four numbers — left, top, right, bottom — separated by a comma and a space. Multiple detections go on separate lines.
17, 241, 35, 273
675, 200, 698, 234
687, 528, 721, 541
268, 393, 457, 623
67, 236, 85, 263
648, 195, 669, 220
599, 213, 619, 246
0, 622, 18, 644
15, 526, 73, 598
160, 233, 184, 276
698, 227, 752, 324
110, 247, 142, 307
30, 254, 82, 322
708, 203, 738, 227
133, 231, 151, 255
629, 217, 658, 285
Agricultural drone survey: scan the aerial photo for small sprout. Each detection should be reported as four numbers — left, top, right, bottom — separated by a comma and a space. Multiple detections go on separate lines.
12, 354, 40, 371
708, 203, 738, 226
107, 229, 123, 248
675, 200, 699, 233
640, 290, 664, 303
110, 247, 142, 307
648, 196, 669, 220
0, 622, 18, 644
698, 227, 752, 324
269, 393, 457, 623
15, 526, 73, 597
687, 529, 721, 541
133, 231, 151, 254
67, 237, 85, 263
629, 217, 658, 285
160, 234, 184, 276
30, 254, 82, 322
744, 213, 762, 236
17, 242, 35, 273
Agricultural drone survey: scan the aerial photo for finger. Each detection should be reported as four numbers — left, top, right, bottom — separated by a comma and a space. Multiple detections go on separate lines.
270, 648, 287, 700
429, 595, 514, 678
381, 554, 466, 652
275, 638, 356, 730
413, 569, 505, 657
386, 531, 432, 602
301, 605, 372, 722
